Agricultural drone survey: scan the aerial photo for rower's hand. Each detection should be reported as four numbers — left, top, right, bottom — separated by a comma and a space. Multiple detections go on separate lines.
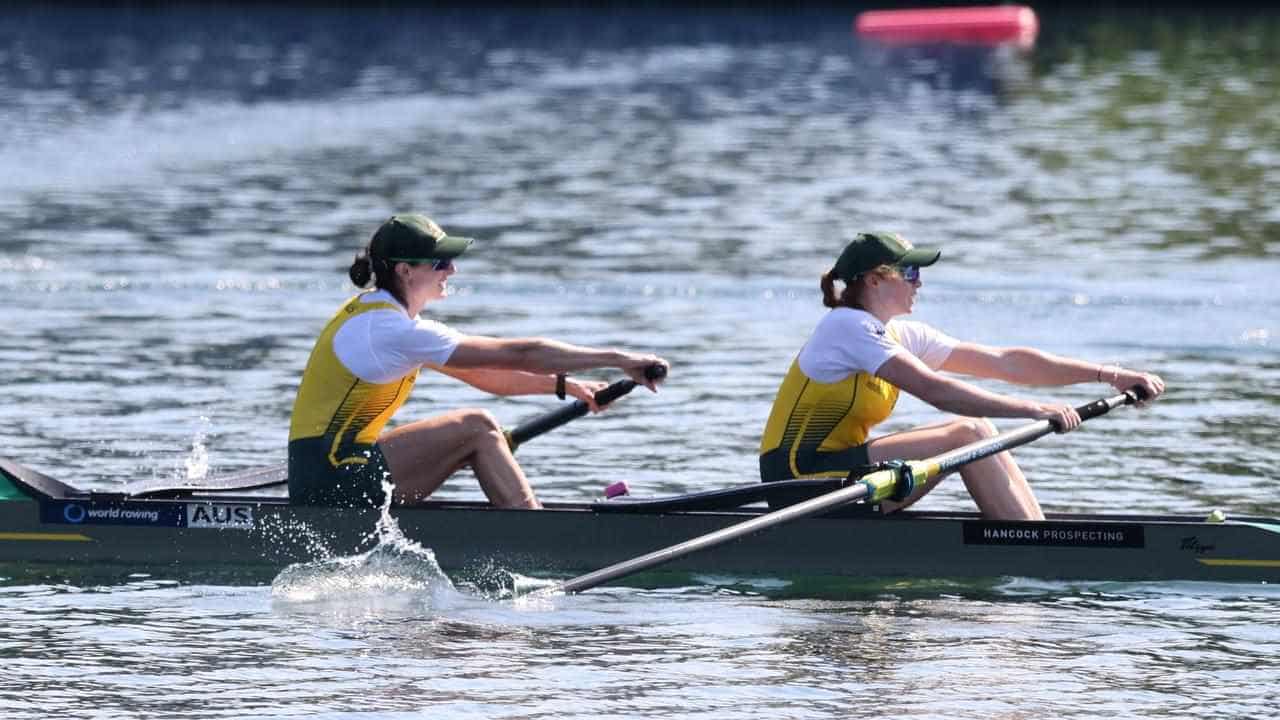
567, 379, 610, 412
622, 356, 669, 392
1110, 367, 1165, 406
1036, 403, 1082, 433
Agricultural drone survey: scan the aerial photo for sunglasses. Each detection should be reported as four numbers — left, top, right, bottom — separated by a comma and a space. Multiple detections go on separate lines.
895, 265, 920, 283
391, 257, 454, 271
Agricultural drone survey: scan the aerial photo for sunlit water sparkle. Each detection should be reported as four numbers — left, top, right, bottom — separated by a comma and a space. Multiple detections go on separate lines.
2, 5, 1278, 719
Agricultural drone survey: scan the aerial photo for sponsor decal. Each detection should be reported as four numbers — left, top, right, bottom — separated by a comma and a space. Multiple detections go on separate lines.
1179, 536, 1215, 555
63, 504, 86, 523
186, 503, 254, 530
40, 501, 254, 531
963, 521, 1144, 549
41, 501, 183, 527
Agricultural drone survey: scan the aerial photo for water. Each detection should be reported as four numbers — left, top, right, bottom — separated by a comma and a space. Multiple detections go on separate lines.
6, 578, 1280, 718
2, 4, 1278, 718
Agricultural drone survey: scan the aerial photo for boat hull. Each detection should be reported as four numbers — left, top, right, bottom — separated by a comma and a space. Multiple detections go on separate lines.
3, 491, 1278, 585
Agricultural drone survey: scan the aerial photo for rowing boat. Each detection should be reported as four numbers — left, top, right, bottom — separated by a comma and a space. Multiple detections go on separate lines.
3, 454, 1278, 585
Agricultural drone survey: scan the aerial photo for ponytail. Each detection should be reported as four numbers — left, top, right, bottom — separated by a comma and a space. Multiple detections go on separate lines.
349, 248, 408, 307
821, 269, 862, 309
348, 252, 374, 288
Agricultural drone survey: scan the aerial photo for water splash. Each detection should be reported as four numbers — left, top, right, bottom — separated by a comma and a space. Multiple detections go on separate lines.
453, 558, 561, 601
183, 417, 211, 481
270, 478, 458, 611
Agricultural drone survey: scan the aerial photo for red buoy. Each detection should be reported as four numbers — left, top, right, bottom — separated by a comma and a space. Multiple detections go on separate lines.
855, 5, 1039, 48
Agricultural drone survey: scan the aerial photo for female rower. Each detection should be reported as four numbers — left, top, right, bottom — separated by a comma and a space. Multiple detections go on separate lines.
758, 231, 1164, 521
289, 214, 668, 509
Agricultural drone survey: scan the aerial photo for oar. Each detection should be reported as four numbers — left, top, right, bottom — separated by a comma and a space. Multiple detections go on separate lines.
128, 365, 666, 498
505, 364, 667, 450
548, 387, 1146, 595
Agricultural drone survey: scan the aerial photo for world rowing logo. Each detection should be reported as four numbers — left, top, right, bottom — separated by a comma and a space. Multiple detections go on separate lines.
46, 502, 170, 526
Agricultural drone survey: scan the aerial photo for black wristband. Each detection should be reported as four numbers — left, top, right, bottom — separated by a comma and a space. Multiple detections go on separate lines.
555, 373, 567, 400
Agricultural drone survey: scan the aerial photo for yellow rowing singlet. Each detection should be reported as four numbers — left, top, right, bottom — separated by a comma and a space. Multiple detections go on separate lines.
289, 294, 419, 467
758, 327, 901, 481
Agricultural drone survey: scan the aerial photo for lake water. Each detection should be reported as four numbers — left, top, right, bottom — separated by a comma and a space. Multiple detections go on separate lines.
1, 4, 1278, 718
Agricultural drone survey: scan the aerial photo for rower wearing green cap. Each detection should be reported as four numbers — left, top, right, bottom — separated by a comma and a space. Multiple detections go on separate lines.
288, 214, 668, 509
758, 231, 1165, 521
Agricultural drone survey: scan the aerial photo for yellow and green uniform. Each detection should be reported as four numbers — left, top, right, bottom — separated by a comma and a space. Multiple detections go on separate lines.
287, 290, 461, 506
757, 351, 899, 482
759, 308, 957, 487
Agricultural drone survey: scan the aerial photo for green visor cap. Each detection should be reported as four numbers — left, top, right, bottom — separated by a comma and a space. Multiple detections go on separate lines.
371, 214, 474, 262
833, 231, 941, 282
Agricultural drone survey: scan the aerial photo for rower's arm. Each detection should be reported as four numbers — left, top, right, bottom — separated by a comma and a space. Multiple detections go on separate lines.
447, 336, 613, 372
429, 364, 555, 396
942, 343, 1167, 402
940, 343, 1099, 386
877, 352, 1066, 421
443, 336, 666, 390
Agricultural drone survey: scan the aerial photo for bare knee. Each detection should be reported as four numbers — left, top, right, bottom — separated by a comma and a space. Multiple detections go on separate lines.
459, 409, 505, 446
947, 417, 998, 445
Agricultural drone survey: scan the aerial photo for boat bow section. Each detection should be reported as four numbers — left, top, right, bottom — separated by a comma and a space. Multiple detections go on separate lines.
0, 455, 370, 568
0, 455, 80, 500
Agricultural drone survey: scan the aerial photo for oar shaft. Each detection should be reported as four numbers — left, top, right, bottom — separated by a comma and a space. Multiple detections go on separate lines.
506, 365, 665, 450
930, 421, 1051, 476
506, 379, 636, 449
553, 387, 1144, 594
930, 390, 1140, 477
555, 467, 904, 594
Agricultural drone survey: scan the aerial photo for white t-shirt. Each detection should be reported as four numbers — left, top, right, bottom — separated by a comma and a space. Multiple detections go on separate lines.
332, 290, 465, 383
798, 307, 958, 383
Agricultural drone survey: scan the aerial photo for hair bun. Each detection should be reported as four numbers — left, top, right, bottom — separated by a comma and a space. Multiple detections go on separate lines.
348, 253, 373, 288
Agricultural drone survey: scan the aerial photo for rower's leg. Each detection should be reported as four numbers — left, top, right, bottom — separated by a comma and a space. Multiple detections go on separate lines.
867, 417, 1043, 521
951, 419, 1042, 521
378, 409, 541, 509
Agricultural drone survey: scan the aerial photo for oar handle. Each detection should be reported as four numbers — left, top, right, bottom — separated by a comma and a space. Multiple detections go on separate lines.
505, 364, 666, 450
1071, 385, 1148, 424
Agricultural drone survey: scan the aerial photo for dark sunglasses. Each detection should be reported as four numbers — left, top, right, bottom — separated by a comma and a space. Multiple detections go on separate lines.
896, 265, 920, 283
391, 257, 454, 271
